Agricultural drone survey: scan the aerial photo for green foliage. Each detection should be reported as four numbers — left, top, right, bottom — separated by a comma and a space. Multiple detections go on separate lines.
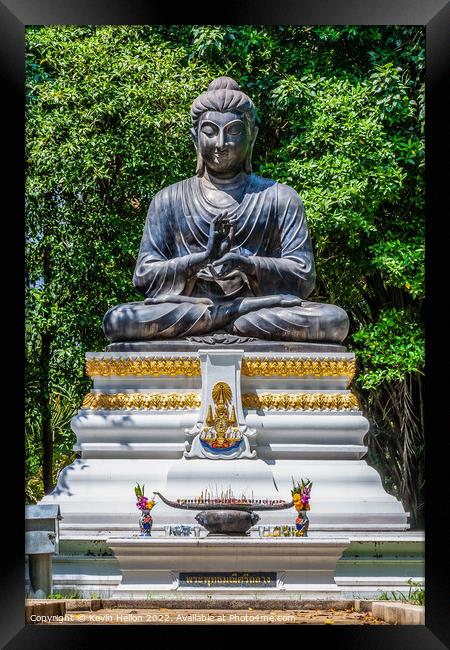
26, 26, 424, 523
134, 483, 145, 498
25, 378, 80, 502
353, 309, 424, 389
47, 591, 82, 599
377, 579, 425, 606
291, 478, 313, 495
370, 237, 424, 300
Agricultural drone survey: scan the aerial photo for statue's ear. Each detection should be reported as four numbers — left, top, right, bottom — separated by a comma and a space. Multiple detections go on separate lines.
191, 127, 204, 176
244, 126, 259, 174
190, 127, 198, 151
251, 125, 259, 147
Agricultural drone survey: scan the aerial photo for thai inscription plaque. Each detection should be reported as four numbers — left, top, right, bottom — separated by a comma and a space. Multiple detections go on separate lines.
179, 572, 277, 588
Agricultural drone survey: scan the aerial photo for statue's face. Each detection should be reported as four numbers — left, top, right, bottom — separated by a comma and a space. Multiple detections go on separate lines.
197, 110, 253, 176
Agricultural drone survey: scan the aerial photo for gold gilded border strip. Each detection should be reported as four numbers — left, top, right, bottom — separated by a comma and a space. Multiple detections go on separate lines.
85, 357, 201, 377
242, 392, 359, 411
241, 357, 356, 381
86, 355, 355, 380
81, 391, 359, 411
81, 392, 201, 410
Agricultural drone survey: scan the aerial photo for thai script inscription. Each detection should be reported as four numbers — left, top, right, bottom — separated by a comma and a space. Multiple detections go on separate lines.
179, 572, 277, 588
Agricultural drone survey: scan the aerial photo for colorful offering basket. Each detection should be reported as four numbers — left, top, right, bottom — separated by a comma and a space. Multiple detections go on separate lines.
134, 483, 157, 536
291, 478, 313, 536
291, 478, 312, 510
134, 483, 157, 511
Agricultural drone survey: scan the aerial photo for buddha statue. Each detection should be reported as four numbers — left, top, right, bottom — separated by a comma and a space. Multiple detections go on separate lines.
103, 76, 349, 343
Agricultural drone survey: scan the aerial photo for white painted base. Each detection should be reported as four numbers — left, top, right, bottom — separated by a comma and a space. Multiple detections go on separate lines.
32, 531, 424, 600
36, 348, 417, 599
105, 536, 348, 597
41, 349, 408, 530
42, 456, 408, 531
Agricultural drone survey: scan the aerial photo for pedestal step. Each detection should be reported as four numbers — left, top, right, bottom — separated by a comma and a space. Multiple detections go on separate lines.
107, 537, 348, 597
39, 532, 423, 600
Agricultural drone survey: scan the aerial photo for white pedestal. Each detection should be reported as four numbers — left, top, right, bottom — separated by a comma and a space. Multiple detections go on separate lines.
41, 530, 423, 600
106, 536, 349, 598
39, 345, 416, 597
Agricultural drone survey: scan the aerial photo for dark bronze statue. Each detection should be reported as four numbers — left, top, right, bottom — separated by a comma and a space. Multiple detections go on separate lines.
103, 76, 349, 343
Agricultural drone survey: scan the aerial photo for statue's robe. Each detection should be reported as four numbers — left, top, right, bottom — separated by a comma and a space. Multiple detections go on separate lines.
103, 174, 349, 342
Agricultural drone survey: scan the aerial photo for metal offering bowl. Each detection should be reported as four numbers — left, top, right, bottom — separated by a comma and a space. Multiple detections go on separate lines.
195, 509, 260, 536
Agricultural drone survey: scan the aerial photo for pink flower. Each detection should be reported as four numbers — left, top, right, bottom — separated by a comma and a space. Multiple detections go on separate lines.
136, 495, 149, 510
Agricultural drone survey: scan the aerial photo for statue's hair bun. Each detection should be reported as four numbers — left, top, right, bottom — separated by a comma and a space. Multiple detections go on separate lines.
207, 76, 241, 92
191, 76, 255, 130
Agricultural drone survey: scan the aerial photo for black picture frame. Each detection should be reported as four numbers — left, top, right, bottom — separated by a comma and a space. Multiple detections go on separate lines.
2, 0, 448, 646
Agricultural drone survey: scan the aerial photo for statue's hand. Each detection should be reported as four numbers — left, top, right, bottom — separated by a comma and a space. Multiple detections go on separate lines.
187, 212, 238, 278
144, 295, 213, 306
278, 295, 303, 307
212, 252, 254, 278
207, 211, 237, 261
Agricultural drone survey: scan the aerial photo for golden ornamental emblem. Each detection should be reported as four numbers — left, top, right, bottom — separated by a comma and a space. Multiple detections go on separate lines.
201, 382, 240, 450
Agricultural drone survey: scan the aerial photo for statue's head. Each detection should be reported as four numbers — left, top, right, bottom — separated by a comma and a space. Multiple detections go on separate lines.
190, 76, 258, 177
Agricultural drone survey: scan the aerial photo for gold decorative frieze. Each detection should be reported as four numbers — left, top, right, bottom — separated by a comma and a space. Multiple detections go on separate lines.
241, 357, 356, 382
241, 392, 359, 411
81, 392, 201, 410
81, 390, 358, 411
85, 355, 356, 382
85, 356, 201, 378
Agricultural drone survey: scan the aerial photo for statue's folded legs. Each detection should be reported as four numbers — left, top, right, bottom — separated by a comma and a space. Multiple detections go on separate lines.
103, 297, 349, 343
229, 300, 349, 342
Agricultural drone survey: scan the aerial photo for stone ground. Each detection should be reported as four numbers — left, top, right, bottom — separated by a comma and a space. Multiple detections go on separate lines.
38, 607, 387, 625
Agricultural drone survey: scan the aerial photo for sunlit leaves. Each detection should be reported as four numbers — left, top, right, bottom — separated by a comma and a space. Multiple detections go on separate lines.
353, 309, 424, 389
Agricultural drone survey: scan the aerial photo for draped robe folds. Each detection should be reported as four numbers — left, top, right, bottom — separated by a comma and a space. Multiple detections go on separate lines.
103, 174, 349, 342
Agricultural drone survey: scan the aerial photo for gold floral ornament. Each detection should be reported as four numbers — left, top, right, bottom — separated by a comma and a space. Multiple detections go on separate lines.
241, 392, 359, 411
81, 392, 201, 410
241, 357, 356, 383
82, 391, 358, 411
85, 356, 201, 377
